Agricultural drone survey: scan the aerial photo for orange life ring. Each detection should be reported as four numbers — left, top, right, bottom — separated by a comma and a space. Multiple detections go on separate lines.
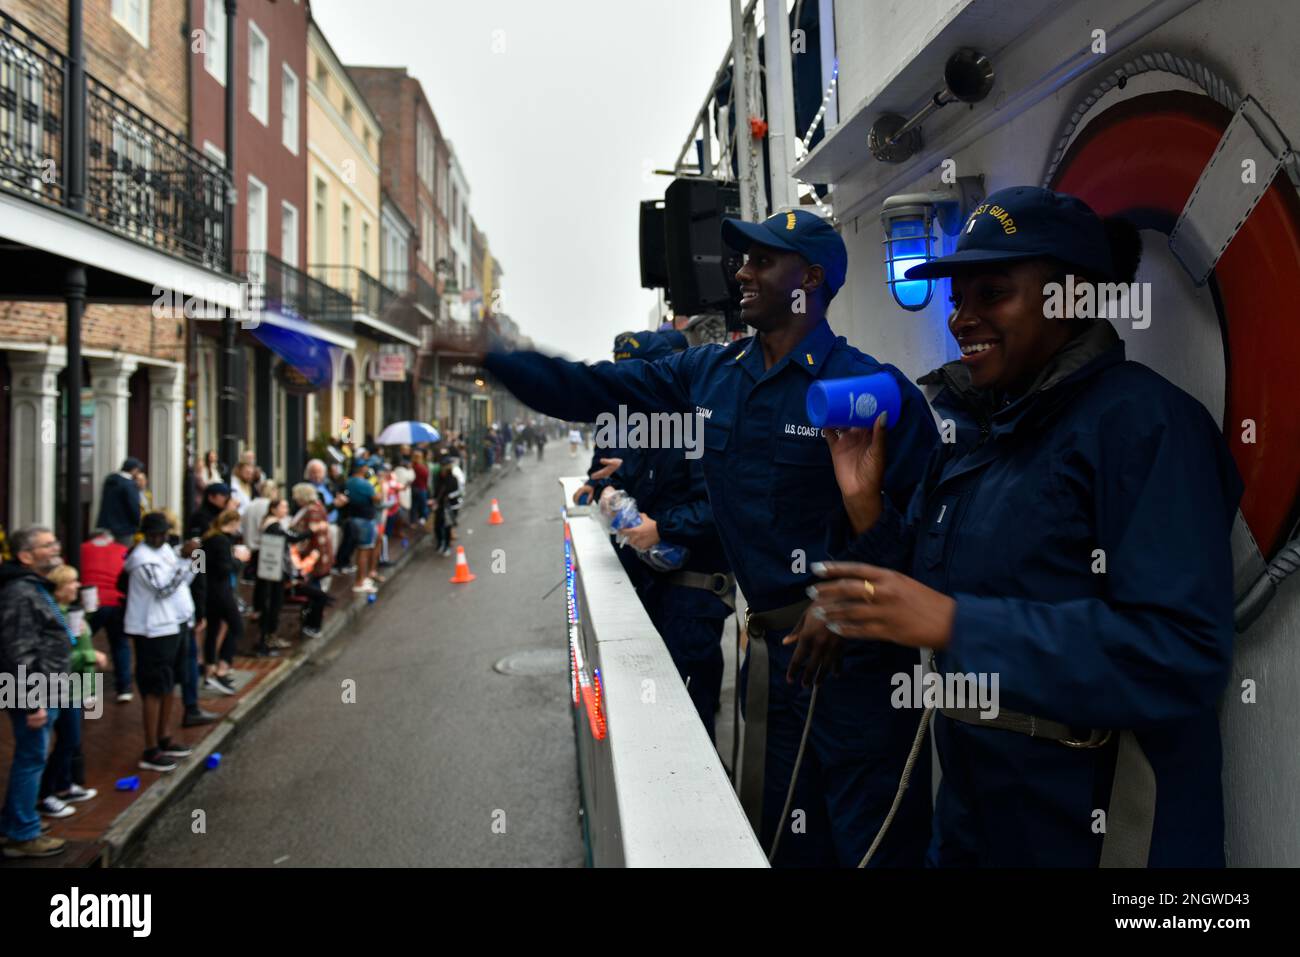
1050, 90, 1300, 557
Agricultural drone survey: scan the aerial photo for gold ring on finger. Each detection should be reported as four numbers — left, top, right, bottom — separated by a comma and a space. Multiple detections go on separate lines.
863, 578, 875, 598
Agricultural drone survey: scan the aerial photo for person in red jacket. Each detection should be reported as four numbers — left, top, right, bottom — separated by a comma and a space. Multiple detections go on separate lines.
80, 530, 133, 702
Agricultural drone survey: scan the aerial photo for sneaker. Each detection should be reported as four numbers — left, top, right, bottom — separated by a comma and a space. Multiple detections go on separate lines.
205, 675, 235, 696
182, 708, 219, 728
268, 636, 293, 650
56, 784, 98, 803
2, 834, 66, 859
139, 749, 178, 772
353, 579, 377, 593
38, 795, 76, 818
254, 643, 282, 658
157, 739, 193, 758
216, 673, 237, 693
116, 691, 134, 703
335, 564, 357, 575
300, 626, 322, 640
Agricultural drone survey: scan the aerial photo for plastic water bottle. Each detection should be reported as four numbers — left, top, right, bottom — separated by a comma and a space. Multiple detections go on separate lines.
598, 490, 689, 572
643, 542, 689, 573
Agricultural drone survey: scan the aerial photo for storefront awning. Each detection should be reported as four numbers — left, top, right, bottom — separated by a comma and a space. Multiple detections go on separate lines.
249, 314, 351, 390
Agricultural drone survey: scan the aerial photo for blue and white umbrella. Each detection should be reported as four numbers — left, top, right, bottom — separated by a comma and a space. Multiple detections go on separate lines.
375, 421, 442, 446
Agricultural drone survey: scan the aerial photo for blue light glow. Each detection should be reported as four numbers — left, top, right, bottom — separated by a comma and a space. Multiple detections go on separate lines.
885, 216, 935, 311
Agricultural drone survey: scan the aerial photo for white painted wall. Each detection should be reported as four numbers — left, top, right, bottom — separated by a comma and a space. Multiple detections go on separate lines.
824, 0, 1300, 865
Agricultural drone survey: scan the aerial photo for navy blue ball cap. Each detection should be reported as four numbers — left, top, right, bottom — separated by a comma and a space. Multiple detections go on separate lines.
205, 482, 231, 497
722, 209, 848, 296
905, 186, 1117, 281
613, 330, 675, 363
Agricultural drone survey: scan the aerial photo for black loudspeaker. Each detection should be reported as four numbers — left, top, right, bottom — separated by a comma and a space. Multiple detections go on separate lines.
639, 200, 670, 293
663, 178, 741, 315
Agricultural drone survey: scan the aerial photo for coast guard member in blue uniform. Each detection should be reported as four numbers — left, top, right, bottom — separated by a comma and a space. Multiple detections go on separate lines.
575, 330, 736, 741
801, 187, 1241, 866
468, 210, 941, 866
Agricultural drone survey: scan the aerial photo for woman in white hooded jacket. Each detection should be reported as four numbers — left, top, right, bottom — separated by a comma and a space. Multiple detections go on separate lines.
122, 512, 199, 772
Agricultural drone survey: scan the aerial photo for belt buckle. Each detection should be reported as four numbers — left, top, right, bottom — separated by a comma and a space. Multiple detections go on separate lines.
1059, 728, 1113, 749
744, 608, 763, 639
709, 573, 731, 597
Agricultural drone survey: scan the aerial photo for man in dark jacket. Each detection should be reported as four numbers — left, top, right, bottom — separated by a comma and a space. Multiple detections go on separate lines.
0, 526, 71, 858
96, 457, 145, 545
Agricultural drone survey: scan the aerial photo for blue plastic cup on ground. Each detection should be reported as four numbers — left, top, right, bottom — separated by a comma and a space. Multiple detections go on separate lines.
115, 775, 140, 791
806, 372, 902, 430
367, 592, 377, 604
205, 753, 221, 770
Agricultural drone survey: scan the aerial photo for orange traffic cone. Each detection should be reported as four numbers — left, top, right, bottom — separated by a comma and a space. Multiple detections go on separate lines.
488, 499, 504, 525
449, 546, 476, 584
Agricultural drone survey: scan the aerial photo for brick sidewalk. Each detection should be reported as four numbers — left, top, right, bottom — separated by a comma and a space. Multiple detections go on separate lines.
0, 522, 430, 866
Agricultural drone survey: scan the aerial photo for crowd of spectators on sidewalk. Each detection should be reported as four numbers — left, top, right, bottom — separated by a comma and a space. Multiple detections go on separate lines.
0, 417, 565, 858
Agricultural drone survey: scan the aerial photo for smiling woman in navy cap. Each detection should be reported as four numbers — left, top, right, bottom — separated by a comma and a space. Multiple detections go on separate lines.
448, 208, 942, 867
798, 186, 1242, 867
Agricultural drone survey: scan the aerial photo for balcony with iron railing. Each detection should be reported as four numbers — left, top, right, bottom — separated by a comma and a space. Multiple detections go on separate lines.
380, 268, 439, 320
310, 264, 422, 343
0, 10, 228, 270
233, 250, 354, 329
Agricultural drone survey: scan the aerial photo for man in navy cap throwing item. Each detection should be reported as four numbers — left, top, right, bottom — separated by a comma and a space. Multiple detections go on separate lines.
575, 330, 735, 742
451, 209, 941, 866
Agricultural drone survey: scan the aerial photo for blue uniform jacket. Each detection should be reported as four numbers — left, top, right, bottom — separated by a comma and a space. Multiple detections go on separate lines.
486, 319, 940, 627
860, 324, 1241, 866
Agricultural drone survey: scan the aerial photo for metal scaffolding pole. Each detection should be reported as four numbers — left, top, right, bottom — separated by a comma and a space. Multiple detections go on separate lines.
730, 0, 758, 221
762, 0, 799, 212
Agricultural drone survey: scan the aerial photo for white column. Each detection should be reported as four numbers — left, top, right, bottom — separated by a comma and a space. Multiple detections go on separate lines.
7, 352, 61, 530
88, 355, 138, 526
148, 364, 185, 516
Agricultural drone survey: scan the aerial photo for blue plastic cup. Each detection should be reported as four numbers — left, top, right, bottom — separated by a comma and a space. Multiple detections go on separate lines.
115, 775, 140, 791
367, 592, 377, 604
806, 372, 901, 430
205, 753, 222, 770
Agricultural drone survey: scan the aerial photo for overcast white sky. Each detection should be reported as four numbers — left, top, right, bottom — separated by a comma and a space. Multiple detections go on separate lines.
311, 0, 733, 363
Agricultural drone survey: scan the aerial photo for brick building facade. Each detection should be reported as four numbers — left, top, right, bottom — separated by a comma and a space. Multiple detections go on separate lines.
0, 0, 193, 536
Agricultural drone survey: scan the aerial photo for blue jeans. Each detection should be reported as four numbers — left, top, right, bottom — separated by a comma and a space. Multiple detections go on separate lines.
91, 605, 132, 695
2, 707, 59, 841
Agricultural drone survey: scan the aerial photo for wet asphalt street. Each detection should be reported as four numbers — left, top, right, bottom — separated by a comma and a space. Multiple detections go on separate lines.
130, 450, 586, 867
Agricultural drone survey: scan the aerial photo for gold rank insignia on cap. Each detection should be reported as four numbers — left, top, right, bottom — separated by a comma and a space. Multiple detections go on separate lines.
787, 212, 798, 230
806, 353, 814, 365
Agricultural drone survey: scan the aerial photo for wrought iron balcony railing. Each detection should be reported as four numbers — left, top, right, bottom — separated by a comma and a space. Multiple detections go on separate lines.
0, 9, 227, 270
381, 268, 439, 320
311, 264, 423, 341
0, 14, 65, 206
234, 250, 353, 326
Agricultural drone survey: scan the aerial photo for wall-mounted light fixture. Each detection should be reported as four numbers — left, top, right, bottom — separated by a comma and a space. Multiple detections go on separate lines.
869, 49, 995, 164
881, 176, 983, 311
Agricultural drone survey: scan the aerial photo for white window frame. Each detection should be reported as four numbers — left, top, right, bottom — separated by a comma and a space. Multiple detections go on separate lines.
247, 20, 269, 126
246, 174, 268, 281
361, 219, 371, 274
281, 200, 299, 268
111, 0, 150, 49
340, 202, 352, 270
313, 177, 329, 268
203, 0, 225, 85
281, 64, 299, 154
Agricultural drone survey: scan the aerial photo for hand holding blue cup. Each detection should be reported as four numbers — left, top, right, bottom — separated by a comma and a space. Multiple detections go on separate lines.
806, 372, 901, 430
